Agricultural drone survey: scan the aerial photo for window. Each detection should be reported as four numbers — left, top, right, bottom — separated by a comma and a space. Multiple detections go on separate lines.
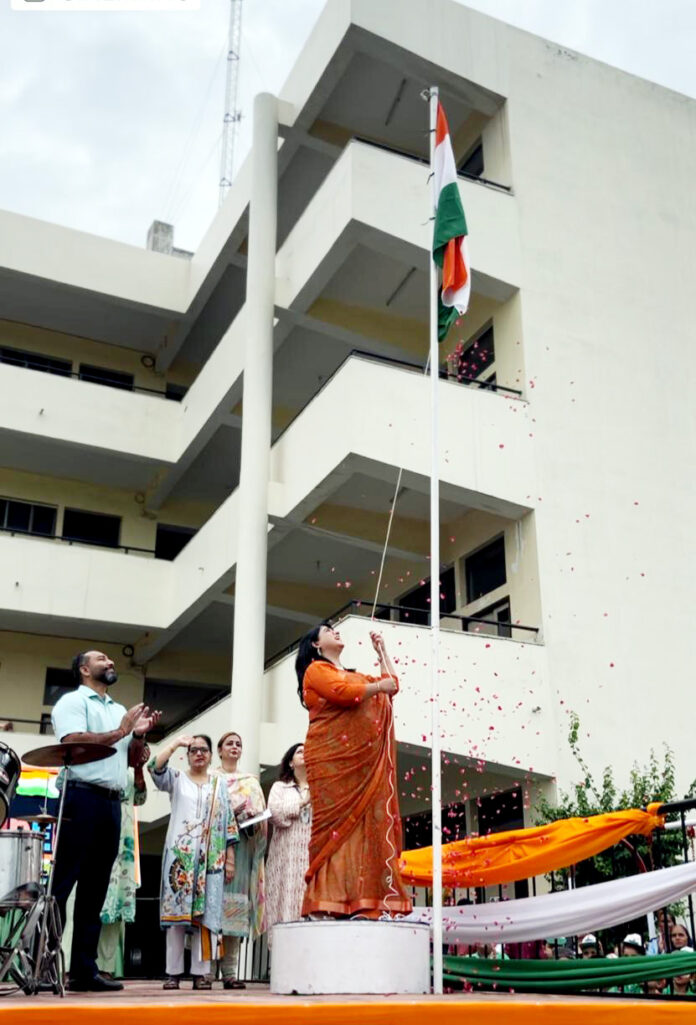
142, 679, 226, 740
62, 508, 121, 548
2, 345, 70, 376
465, 536, 506, 603
43, 667, 75, 707
454, 326, 495, 383
398, 567, 456, 626
78, 363, 134, 391
477, 787, 523, 836
155, 524, 196, 561
467, 596, 511, 639
0, 497, 56, 536
403, 802, 468, 851
0, 345, 72, 377
458, 141, 484, 178
165, 382, 188, 402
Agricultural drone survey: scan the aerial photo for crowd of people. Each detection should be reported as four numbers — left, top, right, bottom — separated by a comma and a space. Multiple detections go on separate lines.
50, 622, 409, 992
449, 918, 696, 996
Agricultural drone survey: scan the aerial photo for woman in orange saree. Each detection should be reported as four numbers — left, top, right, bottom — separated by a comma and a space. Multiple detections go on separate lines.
296, 622, 412, 919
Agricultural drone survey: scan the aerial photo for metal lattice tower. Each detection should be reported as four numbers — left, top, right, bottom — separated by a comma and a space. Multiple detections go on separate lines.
218, 0, 243, 206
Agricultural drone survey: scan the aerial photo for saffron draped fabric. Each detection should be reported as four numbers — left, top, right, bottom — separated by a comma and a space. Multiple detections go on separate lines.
443, 951, 696, 992
405, 860, 696, 944
400, 805, 665, 887
301, 661, 412, 918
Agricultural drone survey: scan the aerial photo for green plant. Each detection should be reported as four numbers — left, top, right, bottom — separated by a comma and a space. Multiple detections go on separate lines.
536, 711, 696, 888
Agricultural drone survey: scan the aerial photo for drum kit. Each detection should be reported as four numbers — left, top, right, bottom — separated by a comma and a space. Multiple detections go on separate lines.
0, 740, 115, 997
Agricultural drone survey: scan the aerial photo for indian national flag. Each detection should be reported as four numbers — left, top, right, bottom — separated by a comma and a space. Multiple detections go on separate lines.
433, 101, 470, 340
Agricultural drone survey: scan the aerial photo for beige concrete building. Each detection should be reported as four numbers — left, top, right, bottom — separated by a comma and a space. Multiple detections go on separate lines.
1, 0, 694, 872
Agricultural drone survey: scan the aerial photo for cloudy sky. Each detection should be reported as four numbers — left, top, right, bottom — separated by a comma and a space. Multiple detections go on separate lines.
1, 0, 694, 252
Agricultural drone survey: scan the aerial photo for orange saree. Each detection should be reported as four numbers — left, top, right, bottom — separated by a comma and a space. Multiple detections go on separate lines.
301, 660, 412, 918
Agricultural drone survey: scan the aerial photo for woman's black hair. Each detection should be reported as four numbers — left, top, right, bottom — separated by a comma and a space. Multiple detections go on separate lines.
295, 621, 333, 707
187, 734, 212, 754
279, 743, 303, 783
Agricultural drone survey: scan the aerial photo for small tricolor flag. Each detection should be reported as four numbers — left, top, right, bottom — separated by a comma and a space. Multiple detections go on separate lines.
433, 101, 470, 340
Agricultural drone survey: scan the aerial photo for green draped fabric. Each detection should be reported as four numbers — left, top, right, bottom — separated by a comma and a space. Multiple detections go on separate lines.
443, 952, 696, 992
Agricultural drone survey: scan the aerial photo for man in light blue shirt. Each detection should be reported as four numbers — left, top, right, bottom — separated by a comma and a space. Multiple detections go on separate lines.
51, 650, 160, 992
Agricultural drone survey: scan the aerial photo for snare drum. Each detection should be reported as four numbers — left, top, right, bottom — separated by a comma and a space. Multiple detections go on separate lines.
0, 830, 43, 898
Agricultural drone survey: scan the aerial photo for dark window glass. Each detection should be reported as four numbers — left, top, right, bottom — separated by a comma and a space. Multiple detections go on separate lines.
0, 498, 57, 536
403, 801, 468, 851
142, 679, 226, 741
458, 142, 484, 178
465, 536, 506, 602
155, 524, 196, 561
398, 566, 455, 625
454, 326, 495, 383
30, 505, 56, 536
165, 382, 188, 402
6, 501, 31, 532
63, 508, 121, 548
468, 597, 512, 639
477, 787, 523, 836
44, 667, 75, 706
78, 364, 134, 392
0, 346, 71, 377
39, 713, 53, 736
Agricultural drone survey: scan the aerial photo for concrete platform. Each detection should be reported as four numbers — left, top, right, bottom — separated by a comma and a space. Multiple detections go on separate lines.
271, 920, 430, 994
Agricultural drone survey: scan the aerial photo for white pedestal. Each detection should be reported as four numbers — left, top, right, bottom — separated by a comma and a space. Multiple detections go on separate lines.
270, 920, 431, 995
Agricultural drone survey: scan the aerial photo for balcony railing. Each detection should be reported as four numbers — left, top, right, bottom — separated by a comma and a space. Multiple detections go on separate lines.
0, 524, 156, 556
264, 599, 539, 671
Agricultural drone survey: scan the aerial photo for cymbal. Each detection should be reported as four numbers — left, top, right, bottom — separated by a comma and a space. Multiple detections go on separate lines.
22, 743, 117, 769
23, 813, 60, 824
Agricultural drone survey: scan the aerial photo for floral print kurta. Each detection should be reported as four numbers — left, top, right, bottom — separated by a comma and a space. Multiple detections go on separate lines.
100, 772, 146, 925
219, 772, 267, 940
148, 763, 238, 932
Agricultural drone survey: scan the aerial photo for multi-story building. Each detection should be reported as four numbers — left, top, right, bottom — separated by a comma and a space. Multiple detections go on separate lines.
1, 0, 694, 894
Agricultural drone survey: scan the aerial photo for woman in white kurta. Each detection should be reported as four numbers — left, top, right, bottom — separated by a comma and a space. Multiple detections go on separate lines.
148, 733, 238, 990
265, 743, 311, 942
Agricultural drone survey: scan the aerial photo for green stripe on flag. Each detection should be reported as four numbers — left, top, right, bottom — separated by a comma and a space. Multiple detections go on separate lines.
433, 181, 468, 265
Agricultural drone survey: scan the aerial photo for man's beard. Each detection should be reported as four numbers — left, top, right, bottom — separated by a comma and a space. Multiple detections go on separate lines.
95, 667, 118, 686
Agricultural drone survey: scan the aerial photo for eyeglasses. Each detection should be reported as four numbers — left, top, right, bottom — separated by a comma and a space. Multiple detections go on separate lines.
188, 747, 210, 755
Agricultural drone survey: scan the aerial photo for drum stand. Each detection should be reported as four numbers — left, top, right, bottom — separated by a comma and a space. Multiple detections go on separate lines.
0, 767, 69, 996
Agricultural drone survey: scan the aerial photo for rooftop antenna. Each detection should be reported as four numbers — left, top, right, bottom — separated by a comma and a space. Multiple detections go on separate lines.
219, 0, 243, 207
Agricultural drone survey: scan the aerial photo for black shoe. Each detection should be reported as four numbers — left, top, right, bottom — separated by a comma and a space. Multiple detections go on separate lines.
69, 973, 124, 992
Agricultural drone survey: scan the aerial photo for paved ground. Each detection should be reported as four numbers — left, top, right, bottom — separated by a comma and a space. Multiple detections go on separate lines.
0, 978, 641, 1006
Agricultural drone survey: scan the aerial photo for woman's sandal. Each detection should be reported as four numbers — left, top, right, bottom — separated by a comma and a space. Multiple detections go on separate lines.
193, 976, 213, 990
223, 979, 246, 989
162, 976, 180, 990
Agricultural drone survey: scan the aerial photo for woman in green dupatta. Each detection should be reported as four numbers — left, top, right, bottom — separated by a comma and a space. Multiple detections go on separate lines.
216, 731, 267, 989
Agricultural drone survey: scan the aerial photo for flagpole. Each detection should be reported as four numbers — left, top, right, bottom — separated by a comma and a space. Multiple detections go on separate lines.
428, 83, 444, 996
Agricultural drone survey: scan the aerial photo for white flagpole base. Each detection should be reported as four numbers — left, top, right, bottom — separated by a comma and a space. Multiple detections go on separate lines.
270, 920, 431, 994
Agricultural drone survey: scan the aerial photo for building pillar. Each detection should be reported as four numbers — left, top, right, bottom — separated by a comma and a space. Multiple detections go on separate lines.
229, 92, 278, 772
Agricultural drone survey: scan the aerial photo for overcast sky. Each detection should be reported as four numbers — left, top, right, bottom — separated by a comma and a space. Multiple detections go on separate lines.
1, 0, 694, 252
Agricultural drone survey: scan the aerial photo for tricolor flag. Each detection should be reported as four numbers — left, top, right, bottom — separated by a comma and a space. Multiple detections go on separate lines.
433, 102, 470, 340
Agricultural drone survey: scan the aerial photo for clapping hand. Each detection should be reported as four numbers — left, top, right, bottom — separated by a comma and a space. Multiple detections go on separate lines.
133, 709, 162, 736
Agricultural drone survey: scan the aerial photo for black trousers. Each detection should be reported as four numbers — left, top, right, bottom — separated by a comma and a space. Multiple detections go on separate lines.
52, 785, 121, 980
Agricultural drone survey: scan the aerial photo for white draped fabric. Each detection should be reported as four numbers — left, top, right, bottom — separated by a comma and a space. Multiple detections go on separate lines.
405, 860, 696, 943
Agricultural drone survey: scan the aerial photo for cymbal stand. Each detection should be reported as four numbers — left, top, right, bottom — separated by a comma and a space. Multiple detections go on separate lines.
31, 757, 71, 995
